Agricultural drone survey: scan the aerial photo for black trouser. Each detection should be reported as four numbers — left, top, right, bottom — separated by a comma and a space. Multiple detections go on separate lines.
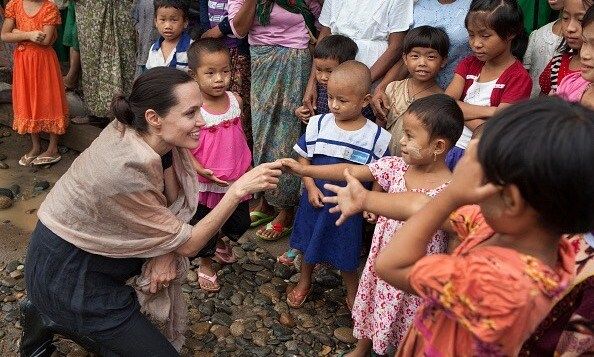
20, 299, 179, 357
189, 200, 250, 258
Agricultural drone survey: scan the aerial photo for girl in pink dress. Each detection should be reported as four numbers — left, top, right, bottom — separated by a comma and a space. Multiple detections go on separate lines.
186, 39, 252, 292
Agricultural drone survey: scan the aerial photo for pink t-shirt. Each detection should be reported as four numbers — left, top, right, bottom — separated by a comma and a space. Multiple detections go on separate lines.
227, 0, 321, 49
556, 72, 591, 103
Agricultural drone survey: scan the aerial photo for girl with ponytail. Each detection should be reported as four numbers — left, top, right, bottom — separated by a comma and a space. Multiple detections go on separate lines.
444, 0, 532, 170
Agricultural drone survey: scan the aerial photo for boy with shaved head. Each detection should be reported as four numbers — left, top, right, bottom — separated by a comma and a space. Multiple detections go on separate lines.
282, 60, 392, 309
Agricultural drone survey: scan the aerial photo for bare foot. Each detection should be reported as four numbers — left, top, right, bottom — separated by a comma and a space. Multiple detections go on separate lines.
197, 258, 219, 292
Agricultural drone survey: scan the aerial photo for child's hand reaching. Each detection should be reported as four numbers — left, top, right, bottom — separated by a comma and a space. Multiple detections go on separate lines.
363, 211, 378, 223
306, 184, 325, 208
295, 105, 313, 124
444, 140, 501, 207
197, 167, 229, 187
280, 158, 305, 176
323, 169, 368, 225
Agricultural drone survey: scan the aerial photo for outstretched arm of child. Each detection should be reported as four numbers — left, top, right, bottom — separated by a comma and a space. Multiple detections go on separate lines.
299, 157, 325, 208
281, 158, 375, 182
294, 105, 313, 124
375, 141, 500, 293
322, 169, 431, 226
190, 152, 229, 187
363, 182, 384, 223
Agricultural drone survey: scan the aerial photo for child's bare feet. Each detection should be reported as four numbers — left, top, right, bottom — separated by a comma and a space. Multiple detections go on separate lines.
344, 339, 373, 357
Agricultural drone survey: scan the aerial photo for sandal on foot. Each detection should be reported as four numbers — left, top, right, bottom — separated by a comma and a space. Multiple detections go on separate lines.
256, 222, 292, 241
31, 155, 61, 166
249, 210, 274, 228
286, 285, 311, 309
18, 154, 37, 166
197, 269, 220, 292
277, 249, 298, 266
213, 241, 236, 264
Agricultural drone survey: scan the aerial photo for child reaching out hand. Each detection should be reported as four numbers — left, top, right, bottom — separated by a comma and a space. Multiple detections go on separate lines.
284, 61, 392, 310
283, 93, 464, 355
185, 38, 252, 292
374, 97, 594, 356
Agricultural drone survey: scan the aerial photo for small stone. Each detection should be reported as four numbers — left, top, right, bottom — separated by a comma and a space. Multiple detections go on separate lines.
181, 284, 193, 293
259, 283, 280, 302
198, 300, 215, 316
1, 277, 16, 287
320, 345, 332, 355
230, 293, 243, 306
0, 161, 8, 169
191, 321, 212, 336
187, 270, 198, 283
285, 340, 298, 351
33, 180, 50, 192
26, 208, 36, 214
251, 331, 270, 347
218, 285, 234, 300
9, 184, 20, 197
315, 272, 341, 288
333, 327, 357, 344
279, 312, 296, 327
255, 269, 273, 284
9, 270, 23, 279
231, 246, 246, 259
0, 153, 6, 161
66, 347, 89, 357
58, 146, 69, 154
210, 324, 230, 340
0, 188, 13, 199
229, 321, 245, 337
0, 195, 12, 209
242, 263, 264, 272
289, 273, 300, 284
241, 241, 258, 251
2, 303, 13, 312
210, 312, 232, 326
1, 131, 10, 137
273, 263, 293, 280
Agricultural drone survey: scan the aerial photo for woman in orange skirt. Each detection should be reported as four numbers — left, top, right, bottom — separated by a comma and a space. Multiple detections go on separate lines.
1, 0, 68, 166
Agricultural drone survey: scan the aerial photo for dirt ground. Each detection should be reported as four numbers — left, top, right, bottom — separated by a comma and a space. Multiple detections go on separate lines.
0, 123, 79, 262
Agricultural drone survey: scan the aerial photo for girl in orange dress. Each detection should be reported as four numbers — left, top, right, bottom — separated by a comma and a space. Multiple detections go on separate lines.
1, 0, 68, 166
367, 97, 593, 356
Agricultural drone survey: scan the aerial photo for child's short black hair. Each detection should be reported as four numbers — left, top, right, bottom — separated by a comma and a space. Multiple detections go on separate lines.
478, 97, 594, 234
187, 38, 230, 70
406, 94, 464, 148
466, 0, 528, 60
313, 34, 358, 63
583, 4, 594, 30
154, 0, 189, 18
402, 26, 450, 58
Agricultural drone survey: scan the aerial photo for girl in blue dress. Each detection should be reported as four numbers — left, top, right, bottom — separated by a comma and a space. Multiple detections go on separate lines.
286, 61, 391, 309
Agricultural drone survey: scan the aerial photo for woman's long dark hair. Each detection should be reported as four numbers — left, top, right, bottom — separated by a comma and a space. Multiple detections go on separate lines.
111, 67, 194, 133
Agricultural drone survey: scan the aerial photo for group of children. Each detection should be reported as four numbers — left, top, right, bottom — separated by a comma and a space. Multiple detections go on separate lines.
2, 0, 594, 355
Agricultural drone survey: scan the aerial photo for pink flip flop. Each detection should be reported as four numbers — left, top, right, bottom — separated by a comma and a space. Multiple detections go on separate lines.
198, 269, 220, 292
213, 241, 236, 264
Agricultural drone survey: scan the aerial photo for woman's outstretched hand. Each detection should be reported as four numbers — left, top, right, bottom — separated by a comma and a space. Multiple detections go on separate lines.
229, 161, 283, 199
322, 169, 368, 226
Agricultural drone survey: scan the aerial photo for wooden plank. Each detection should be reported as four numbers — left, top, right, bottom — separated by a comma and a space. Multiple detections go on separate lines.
0, 103, 102, 152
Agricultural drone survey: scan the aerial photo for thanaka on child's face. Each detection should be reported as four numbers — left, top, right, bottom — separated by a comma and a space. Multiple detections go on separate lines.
466, 15, 511, 62
326, 75, 369, 122
192, 51, 231, 98
403, 47, 444, 82
399, 112, 440, 165
313, 57, 341, 86
580, 23, 594, 81
561, 0, 588, 50
155, 7, 187, 42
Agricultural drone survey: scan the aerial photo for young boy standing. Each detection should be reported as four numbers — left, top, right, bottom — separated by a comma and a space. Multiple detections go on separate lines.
146, 0, 192, 72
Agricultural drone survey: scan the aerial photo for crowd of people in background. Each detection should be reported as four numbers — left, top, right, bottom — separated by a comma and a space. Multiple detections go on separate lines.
0, 0, 593, 355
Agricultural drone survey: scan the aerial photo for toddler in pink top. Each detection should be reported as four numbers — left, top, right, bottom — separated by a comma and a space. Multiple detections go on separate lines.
186, 38, 252, 292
